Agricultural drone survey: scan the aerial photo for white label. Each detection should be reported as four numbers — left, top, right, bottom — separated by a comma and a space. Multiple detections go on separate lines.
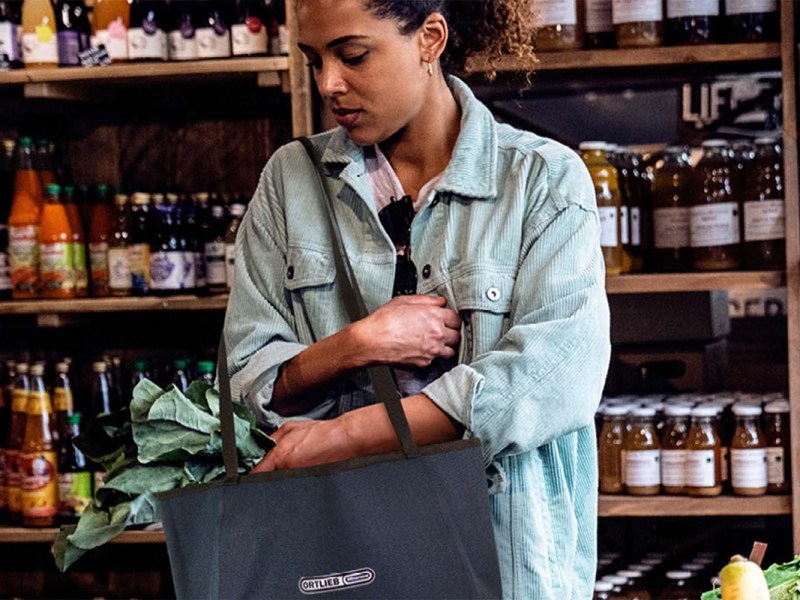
108, 247, 131, 290
766, 447, 785, 485
620, 206, 630, 245
127, 28, 167, 60
0, 22, 19, 60
95, 21, 129, 60
744, 199, 785, 242
625, 450, 660, 487
586, 0, 614, 33
231, 23, 267, 56
225, 243, 236, 289
537, 0, 578, 26
725, 0, 778, 16
661, 449, 686, 487
654, 207, 690, 248
630, 207, 641, 246
731, 448, 767, 489
150, 251, 192, 290
599, 206, 619, 248
667, 0, 720, 18
686, 450, 716, 487
196, 28, 231, 59
690, 202, 740, 247
612, 0, 663, 24
22, 31, 58, 64
168, 30, 198, 60
205, 242, 227, 285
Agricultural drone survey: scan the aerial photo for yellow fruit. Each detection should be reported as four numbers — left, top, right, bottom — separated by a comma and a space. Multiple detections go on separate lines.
720, 555, 769, 600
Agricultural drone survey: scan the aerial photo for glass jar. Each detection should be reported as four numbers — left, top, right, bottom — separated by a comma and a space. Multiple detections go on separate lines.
585, 0, 615, 48
764, 398, 790, 494
690, 140, 741, 271
593, 580, 614, 599
666, 0, 721, 45
601, 575, 629, 598
599, 406, 628, 494
535, 0, 585, 51
686, 406, 722, 496
731, 403, 768, 496
724, 0, 779, 43
607, 147, 634, 273
581, 142, 624, 275
743, 137, 785, 270
652, 146, 692, 272
612, 0, 664, 48
625, 407, 661, 495
617, 569, 652, 600
661, 405, 691, 494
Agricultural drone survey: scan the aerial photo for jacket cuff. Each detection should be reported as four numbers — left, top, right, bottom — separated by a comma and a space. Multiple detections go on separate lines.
421, 363, 485, 433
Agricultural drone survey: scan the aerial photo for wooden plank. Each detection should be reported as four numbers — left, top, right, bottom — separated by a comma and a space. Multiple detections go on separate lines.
0, 295, 228, 315
606, 271, 785, 294
599, 495, 792, 517
0, 527, 164, 544
286, 0, 314, 137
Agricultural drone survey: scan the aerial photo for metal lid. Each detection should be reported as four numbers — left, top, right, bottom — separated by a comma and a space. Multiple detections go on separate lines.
631, 407, 656, 418
92, 361, 108, 372
579, 141, 608, 151
666, 570, 692, 580
30, 364, 44, 376
603, 406, 631, 416
732, 403, 763, 417
601, 575, 628, 585
664, 405, 692, 417
691, 406, 719, 418
617, 569, 643, 578
594, 581, 614, 592
765, 399, 790, 414
701, 139, 727, 148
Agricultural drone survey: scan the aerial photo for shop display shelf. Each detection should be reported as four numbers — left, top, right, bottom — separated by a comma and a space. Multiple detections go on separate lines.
599, 494, 792, 517
0, 294, 229, 314
0, 527, 164, 544
606, 270, 785, 294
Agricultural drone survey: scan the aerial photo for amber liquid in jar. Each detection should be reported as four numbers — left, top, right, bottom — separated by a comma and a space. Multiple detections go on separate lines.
686, 407, 722, 496
585, 0, 615, 48
661, 406, 691, 494
731, 404, 768, 496
581, 142, 624, 275
652, 147, 692, 272
613, 0, 664, 48
536, 0, 585, 51
724, 0, 779, 43
743, 137, 785, 270
666, 0, 721, 45
598, 407, 627, 494
764, 399, 790, 494
625, 408, 661, 495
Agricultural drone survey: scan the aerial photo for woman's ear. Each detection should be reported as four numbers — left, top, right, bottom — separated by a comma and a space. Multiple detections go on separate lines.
419, 11, 448, 63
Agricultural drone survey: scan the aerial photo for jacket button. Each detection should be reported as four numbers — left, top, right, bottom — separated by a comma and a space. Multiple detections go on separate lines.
287, 266, 294, 279
422, 264, 432, 279
486, 287, 501, 301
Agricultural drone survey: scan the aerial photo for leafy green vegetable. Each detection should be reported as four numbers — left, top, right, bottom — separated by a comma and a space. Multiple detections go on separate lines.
702, 557, 800, 600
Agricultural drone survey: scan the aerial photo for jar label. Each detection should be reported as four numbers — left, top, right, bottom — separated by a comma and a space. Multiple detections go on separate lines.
108, 247, 132, 291
150, 251, 192, 290
95, 19, 129, 60
22, 29, 58, 64
660, 449, 686, 487
168, 30, 198, 60
128, 243, 151, 292
6, 449, 21, 512
89, 242, 110, 290
731, 448, 767, 489
205, 242, 227, 285
620, 206, 630, 245
630, 207, 641, 246
536, 0, 578, 26
586, 0, 614, 33
744, 199, 785, 242
196, 28, 231, 59
40, 242, 76, 294
725, 0, 778, 16
654, 207, 690, 248
686, 449, 716, 487
10, 225, 40, 295
667, 0, 720, 18
58, 472, 92, 516
20, 450, 58, 518
231, 23, 267, 56
54, 387, 73, 413
127, 28, 167, 60
225, 243, 236, 288
612, 0, 663, 25
598, 206, 619, 248
689, 202, 740, 247
766, 447, 785, 485
625, 449, 660, 487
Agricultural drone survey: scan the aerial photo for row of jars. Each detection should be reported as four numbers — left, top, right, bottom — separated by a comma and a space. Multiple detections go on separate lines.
580, 137, 784, 274
537, 0, 779, 52
597, 393, 791, 497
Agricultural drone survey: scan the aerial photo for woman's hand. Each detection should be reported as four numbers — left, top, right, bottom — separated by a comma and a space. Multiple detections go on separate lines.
353, 295, 461, 368
251, 418, 354, 473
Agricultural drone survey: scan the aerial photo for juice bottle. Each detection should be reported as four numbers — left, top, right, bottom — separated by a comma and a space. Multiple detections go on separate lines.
128, 192, 152, 295
743, 137, 784, 270
108, 193, 131, 296
764, 399, 790, 495
52, 361, 73, 443
652, 147, 692, 272
685, 406, 722, 496
660, 404, 691, 494
54, 0, 91, 67
9, 137, 42, 300
0, 139, 14, 300
21, 0, 58, 68
92, 0, 130, 62
730, 403, 767, 496
232, 0, 267, 56
89, 184, 113, 297
612, 0, 663, 48
39, 183, 76, 299
580, 142, 623, 275
63, 186, 88, 297
6, 362, 28, 524
20, 364, 58, 527
624, 407, 661, 495
598, 405, 628, 494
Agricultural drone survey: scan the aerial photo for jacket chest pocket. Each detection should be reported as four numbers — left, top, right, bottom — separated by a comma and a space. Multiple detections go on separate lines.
284, 247, 340, 341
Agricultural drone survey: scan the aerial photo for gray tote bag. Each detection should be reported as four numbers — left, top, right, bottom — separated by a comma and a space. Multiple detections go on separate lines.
158, 138, 502, 599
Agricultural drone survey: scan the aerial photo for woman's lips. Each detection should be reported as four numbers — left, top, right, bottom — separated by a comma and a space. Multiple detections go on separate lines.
333, 109, 361, 128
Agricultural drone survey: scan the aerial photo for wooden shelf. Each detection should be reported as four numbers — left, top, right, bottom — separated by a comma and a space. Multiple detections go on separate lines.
467, 42, 781, 73
599, 494, 792, 517
0, 527, 164, 544
606, 271, 785, 294
0, 294, 229, 314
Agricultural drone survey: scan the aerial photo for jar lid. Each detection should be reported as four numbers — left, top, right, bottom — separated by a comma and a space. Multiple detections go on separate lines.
664, 405, 692, 417
631, 407, 656, 418
691, 406, 718, 418
765, 399, 790, 414
30, 364, 44, 376
617, 569, 643, 578
604, 405, 632, 416
55, 362, 69, 374
666, 570, 693, 580
701, 139, 727, 148
601, 575, 628, 585
681, 563, 705, 572
755, 136, 780, 144
628, 564, 653, 572
594, 582, 614, 592
640, 557, 662, 566
732, 403, 763, 416
579, 141, 608, 151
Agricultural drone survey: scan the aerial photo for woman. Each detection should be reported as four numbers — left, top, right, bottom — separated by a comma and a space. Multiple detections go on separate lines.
224, 0, 611, 598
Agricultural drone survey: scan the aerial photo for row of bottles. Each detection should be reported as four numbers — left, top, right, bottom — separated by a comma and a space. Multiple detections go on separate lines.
537, 0, 779, 52
581, 137, 785, 275
597, 392, 791, 498
0, 0, 287, 70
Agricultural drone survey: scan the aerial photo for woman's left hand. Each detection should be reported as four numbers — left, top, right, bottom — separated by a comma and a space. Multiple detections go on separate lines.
251, 418, 354, 473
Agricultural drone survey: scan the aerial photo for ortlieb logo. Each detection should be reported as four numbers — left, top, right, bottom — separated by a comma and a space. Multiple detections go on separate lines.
298, 568, 376, 594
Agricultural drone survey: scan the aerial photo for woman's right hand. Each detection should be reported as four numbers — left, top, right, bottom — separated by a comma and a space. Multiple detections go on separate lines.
352, 295, 461, 368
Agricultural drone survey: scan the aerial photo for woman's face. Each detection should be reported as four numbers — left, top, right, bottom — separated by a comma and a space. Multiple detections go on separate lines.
297, 0, 432, 146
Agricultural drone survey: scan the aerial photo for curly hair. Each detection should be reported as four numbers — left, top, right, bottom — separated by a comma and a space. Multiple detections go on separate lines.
364, 0, 536, 76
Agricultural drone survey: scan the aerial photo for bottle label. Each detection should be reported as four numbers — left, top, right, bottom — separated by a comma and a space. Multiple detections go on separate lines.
690, 202, 740, 247
20, 451, 58, 518
128, 243, 151, 292
127, 28, 167, 60
612, 0, 663, 24
725, 0, 778, 16
205, 242, 227, 285
22, 27, 58, 64
54, 387, 73, 413
196, 28, 231, 59
90, 242, 110, 291
10, 225, 40, 295
12, 389, 27, 413
654, 207, 690, 248
57, 30, 81, 66
58, 472, 92, 516
150, 251, 191, 290
194, 251, 206, 287
231, 22, 267, 56
27, 391, 52, 415
536, 0, 578, 26
630, 207, 641, 246
766, 447, 785, 485
667, 0, 720, 18
660, 449, 686, 487
0, 21, 20, 61
620, 206, 630, 245
624, 449, 660, 487
598, 206, 619, 248
225, 243, 236, 288
0, 226, 11, 290
95, 18, 129, 60
6, 449, 21, 512
731, 448, 767, 489
40, 242, 76, 294
744, 199, 785, 242
72, 242, 88, 292
108, 247, 132, 291
168, 29, 198, 60
686, 449, 716, 487
586, 0, 614, 33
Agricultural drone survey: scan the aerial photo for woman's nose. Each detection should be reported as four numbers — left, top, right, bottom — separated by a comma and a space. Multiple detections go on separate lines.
316, 62, 347, 98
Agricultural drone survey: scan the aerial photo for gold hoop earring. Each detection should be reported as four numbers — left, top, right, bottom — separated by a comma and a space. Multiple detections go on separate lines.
427, 61, 433, 77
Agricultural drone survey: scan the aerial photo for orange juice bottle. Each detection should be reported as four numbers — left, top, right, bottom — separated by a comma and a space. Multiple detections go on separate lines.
9, 137, 42, 299
93, 0, 131, 62
39, 184, 76, 299
21, 0, 58, 68
63, 186, 88, 297
89, 184, 113, 297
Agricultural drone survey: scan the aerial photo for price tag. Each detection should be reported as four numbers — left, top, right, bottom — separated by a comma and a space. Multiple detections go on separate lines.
79, 45, 112, 67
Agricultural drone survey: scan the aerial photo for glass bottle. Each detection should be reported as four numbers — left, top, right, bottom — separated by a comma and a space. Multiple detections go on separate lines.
225, 200, 246, 289
131, 359, 151, 391
265, 0, 287, 55
187, 194, 206, 293
150, 198, 188, 294
166, 0, 198, 61
624, 407, 660, 495
21, 0, 58, 68
62, 186, 88, 297
612, 0, 663, 48
127, 0, 167, 62
660, 404, 691, 494
0, 139, 14, 300
91, 360, 114, 416
606, 147, 633, 273
195, 0, 230, 59
743, 137, 784, 270
690, 140, 741, 271
764, 398, 790, 494
173, 194, 196, 291
205, 201, 228, 293
39, 183, 76, 299
52, 361, 73, 448
0, 0, 23, 67
730, 403, 767, 496
598, 405, 627, 494
129, 192, 152, 295
232, 0, 267, 56
651, 147, 692, 272
57, 413, 91, 524
535, 0, 584, 51
724, 0, 779, 43
6, 362, 28, 524
665, 0, 721, 45
9, 137, 42, 299
196, 360, 215, 386
584, 0, 614, 48
88, 184, 112, 297
108, 193, 131, 297
580, 142, 623, 275
33, 138, 56, 189
172, 359, 190, 393
54, 0, 91, 67
92, 0, 130, 62
686, 406, 722, 496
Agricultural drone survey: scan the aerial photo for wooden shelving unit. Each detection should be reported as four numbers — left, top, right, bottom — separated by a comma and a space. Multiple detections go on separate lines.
599, 495, 792, 518
606, 271, 785, 294
0, 528, 164, 544
0, 294, 228, 314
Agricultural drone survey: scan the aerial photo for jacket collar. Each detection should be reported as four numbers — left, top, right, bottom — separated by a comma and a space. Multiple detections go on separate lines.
319, 76, 498, 200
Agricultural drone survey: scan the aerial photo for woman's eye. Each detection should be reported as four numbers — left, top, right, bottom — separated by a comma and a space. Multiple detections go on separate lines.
305, 59, 322, 70
341, 52, 367, 66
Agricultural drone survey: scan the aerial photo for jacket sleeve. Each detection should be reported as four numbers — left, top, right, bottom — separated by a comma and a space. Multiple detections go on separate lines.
421, 153, 611, 465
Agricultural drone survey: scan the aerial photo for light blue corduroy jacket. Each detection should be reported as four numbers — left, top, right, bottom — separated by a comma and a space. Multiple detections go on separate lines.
224, 77, 611, 599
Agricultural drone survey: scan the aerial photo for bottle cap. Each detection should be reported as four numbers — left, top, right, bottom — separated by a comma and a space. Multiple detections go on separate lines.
16, 362, 29, 373
132, 192, 151, 205
628, 563, 653, 572
56, 362, 69, 374
664, 405, 692, 417
765, 399, 790, 414
30, 364, 44, 376
114, 194, 130, 206
230, 203, 247, 217
681, 563, 705, 572
174, 359, 188, 370
18, 137, 33, 147
45, 183, 61, 196
732, 403, 763, 417
579, 141, 608, 151
666, 570, 692, 580
701, 139, 727, 148
67, 413, 82, 425
197, 360, 215, 374
92, 361, 108, 373
691, 406, 718, 418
